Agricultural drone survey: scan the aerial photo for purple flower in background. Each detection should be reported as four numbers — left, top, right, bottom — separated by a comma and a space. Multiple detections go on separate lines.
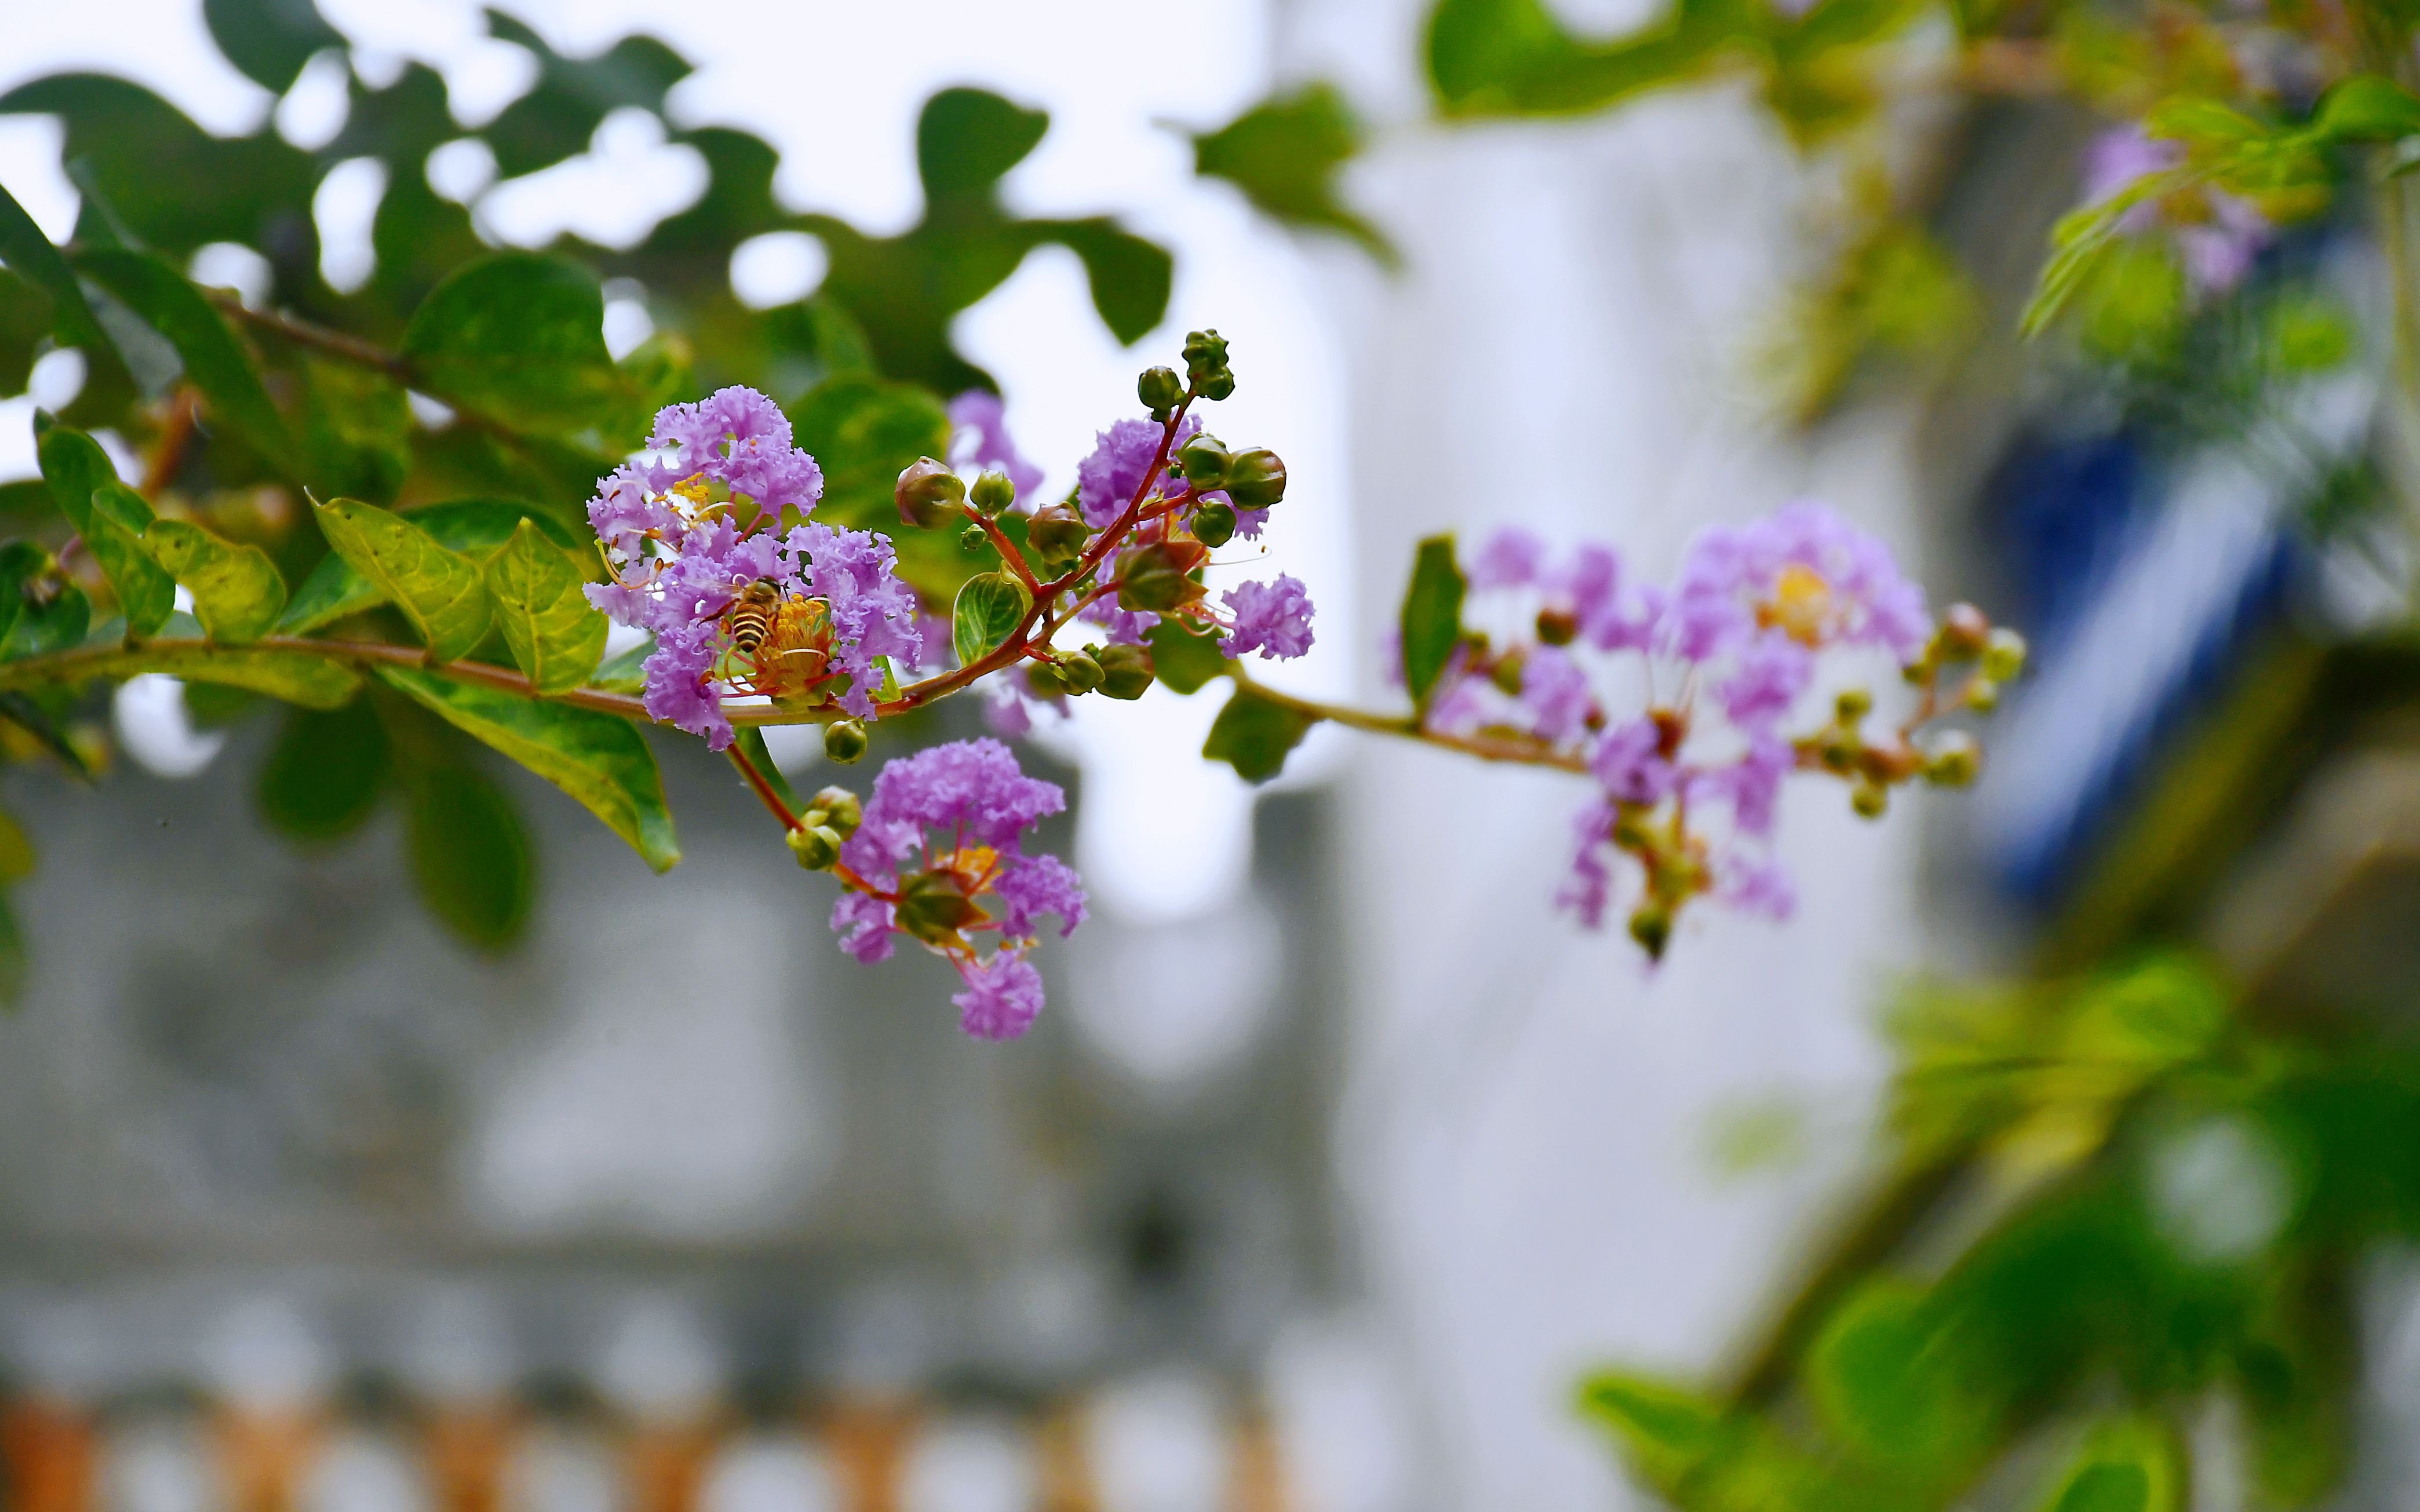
1220, 575, 1315, 659
1471, 527, 1548, 590
1518, 646, 1595, 744
1077, 415, 1197, 528
1721, 853, 1797, 920
954, 951, 1045, 1040
1557, 801, 1618, 929
1692, 733, 1793, 836
949, 389, 1046, 506
2080, 125, 2270, 295
1719, 633, 1814, 732
1592, 717, 1676, 806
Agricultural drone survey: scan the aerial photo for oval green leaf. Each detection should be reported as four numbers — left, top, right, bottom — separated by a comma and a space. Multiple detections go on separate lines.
144, 517, 286, 643
486, 518, 608, 694
74, 246, 294, 467
1398, 532, 1466, 711
278, 496, 580, 636
400, 252, 640, 441
1202, 682, 1318, 783
952, 570, 1030, 667
311, 495, 494, 662
0, 639, 359, 708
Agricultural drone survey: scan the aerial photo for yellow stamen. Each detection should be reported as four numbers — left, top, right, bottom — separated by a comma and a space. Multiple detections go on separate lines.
1761, 563, 1836, 646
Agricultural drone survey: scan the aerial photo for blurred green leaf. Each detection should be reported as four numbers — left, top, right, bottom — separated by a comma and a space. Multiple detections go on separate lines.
484, 518, 607, 694
143, 518, 286, 643
0, 893, 26, 1010
1191, 83, 1394, 264
2034, 1418, 2185, 1512
279, 497, 584, 636
0, 808, 37, 885
400, 756, 532, 952
73, 247, 294, 466
1399, 533, 1466, 711
1203, 682, 1317, 783
257, 697, 389, 842
377, 666, 680, 871
592, 635, 651, 693
203, 0, 345, 93
952, 571, 1029, 667
479, 12, 692, 180
300, 357, 413, 505
0, 638, 358, 706
1808, 1278, 1994, 1476
1146, 618, 1231, 695
400, 252, 642, 443
0, 575, 88, 662
2021, 172, 2186, 339
0, 178, 107, 350
917, 86, 1049, 200
732, 726, 799, 810
1047, 220, 1176, 345
310, 495, 494, 660
1426, 0, 1766, 119
82, 480, 178, 640
0, 268, 50, 398
2310, 74, 2420, 142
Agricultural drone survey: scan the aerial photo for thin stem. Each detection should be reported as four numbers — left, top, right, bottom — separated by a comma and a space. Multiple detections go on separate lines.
141, 386, 198, 500
971, 509, 1041, 589
1225, 663, 1590, 772
728, 743, 801, 831
209, 292, 414, 383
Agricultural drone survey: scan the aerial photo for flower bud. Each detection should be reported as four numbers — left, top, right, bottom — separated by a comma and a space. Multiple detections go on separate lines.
1489, 651, 1525, 696
1024, 659, 1071, 699
1176, 433, 1230, 490
1628, 903, 1671, 960
788, 824, 844, 871
808, 785, 862, 839
897, 871, 985, 946
959, 522, 988, 552
1025, 507, 1091, 570
1183, 328, 1233, 399
1138, 365, 1184, 419
1835, 687, 1872, 721
1191, 499, 1237, 548
1536, 608, 1578, 647
1116, 539, 1210, 613
1223, 448, 1286, 508
1850, 779, 1888, 819
1922, 732, 1981, 787
1982, 626, 2027, 683
1939, 602, 1990, 658
1056, 649, 1105, 695
823, 718, 869, 764
1965, 678, 2000, 714
970, 469, 1017, 517
896, 456, 966, 529
1096, 642, 1154, 700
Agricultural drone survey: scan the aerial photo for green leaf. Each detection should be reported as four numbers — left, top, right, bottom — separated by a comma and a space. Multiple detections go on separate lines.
400, 757, 533, 952
143, 518, 286, 642
376, 666, 680, 871
2311, 74, 2420, 143
485, 519, 607, 694
310, 495, 494, 661
0, 178, 107, 350
2035, 1418, 2185, 1512
0, 640, 359, 708
1192, 83, 1395, 264
1202, 683, 1318, 783
1807, 1279, 1993, 1476
1146, 618, 1231, 695
400, 252, 642, 442
1426, 0, 1762, 119
952, 571, 1031, 667
592, 636, 652, 693
0, 267, 50, 397
917, 87, 1050, 200
0, 692, 85, 776
83, 483, 176, 638
1398, 534, 1466, 710
203, 0, 347, 93
73, 247, 294, 466
734, 726, 799, 811
1048, 220, 1176, 344
277, 496, 580, 636
1577, 1372, 1740, 1489
258, 698, 389, 843
2018, 170, 2185, 339
35, 423, 122, 537
0, 807, 37, 885
1, 579, 88, 660
788, 374, 953, 531
0, 893, 26, 1010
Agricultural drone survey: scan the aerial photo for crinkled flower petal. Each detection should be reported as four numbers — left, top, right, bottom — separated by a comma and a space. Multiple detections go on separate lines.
996, 853, 1087, 941
954, 951, 1045, 1040
1220, 575, 1315, 660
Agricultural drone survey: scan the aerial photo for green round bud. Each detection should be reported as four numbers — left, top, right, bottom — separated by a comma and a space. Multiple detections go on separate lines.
1981, 626, 2027, 683
1965, 677, 2000, 714
1116, 539, 1211, 613
970, 469, 1017, 517
1850, 780, 1888, 819
959, 522, 988, 552
1024, 659, 1071, 699
1137, 365, 1184, 418
1223, 448, 1286, 508
787, 824, 844, 871
1835, 687, 1872, 721
1489, 653, 1525, 697
1182, 328, 1229, 374
1922, 733, 1981, 787
1820, 736, 1857, 774
1176, 434, 1230, 490
1535, 608, 1578, 647
1025, 507, 1091, 569
1057, 649, 1105, 695
895, 456, 966, 529
1939, 602, 1990, 658
1096, 642, 1154, 700
808, 786, 862, 839
1196, 371, 1236, 401
1191, 500, 1237, 548
823, 718, 869, 764
1628, 903, 1671, 959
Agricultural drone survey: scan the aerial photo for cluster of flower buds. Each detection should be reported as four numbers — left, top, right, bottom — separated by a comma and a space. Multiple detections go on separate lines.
781, 784, 864, 871
1419, 506, 2022, 958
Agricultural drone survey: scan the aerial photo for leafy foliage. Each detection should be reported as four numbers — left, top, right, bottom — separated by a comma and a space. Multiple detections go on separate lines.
1192, 85, 1395, 265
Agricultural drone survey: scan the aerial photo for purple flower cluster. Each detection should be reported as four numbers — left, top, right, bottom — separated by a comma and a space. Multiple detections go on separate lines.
2082, 125, 2270, 294
584, 387, 923, 747
1220, 575, 1315, 660
1432, 503, 1929, 941
830, 739, 1086, 1039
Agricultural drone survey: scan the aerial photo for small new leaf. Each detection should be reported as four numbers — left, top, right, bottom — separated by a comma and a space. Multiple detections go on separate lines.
144, 518, 286, 642
1399, 534, 1467, 711
376, 666, 680, 872
311, 496, 494, 662
952, 571, 1030, 667
485, 518, 607, 693
1202, 683, 1318, 783
86, 483, 176, 638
